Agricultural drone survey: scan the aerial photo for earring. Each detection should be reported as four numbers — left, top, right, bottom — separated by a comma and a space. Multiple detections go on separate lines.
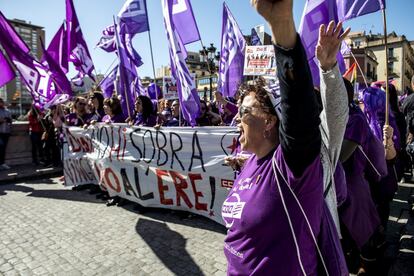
263, 130, 270, 139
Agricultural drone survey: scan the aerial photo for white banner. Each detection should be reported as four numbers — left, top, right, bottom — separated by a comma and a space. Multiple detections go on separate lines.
63, 125, 239, 225
243, 45, 276, 76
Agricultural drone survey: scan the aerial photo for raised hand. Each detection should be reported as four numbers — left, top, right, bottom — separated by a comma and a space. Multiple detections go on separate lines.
316, 21, 351, 71
250, 0, 293, 24
251, 0, 295, 48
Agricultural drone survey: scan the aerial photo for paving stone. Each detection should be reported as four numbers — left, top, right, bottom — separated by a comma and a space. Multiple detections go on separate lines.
0, 178, 227, 275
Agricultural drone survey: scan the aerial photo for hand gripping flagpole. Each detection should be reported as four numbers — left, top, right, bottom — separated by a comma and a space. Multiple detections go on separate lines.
382, 4, 390, 125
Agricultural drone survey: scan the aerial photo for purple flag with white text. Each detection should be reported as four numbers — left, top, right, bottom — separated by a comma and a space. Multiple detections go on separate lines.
299, 0, 344, 86
118, 0, 150, 35
0, 51, 15, 87
46, 24, 69, 74
163, 0, 200, 126
218, 3, 246, 97
337, 0, 385, 21
100, 65, 118, 98
96, 25, 117, 53
40, 38, 72, 96
66, 0, 95, 81
171, 0, 201, 45
0, 12, 56, 108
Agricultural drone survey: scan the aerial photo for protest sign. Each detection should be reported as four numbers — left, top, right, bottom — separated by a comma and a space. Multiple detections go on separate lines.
162, 74, 196, 100
243, 45, 276, 76
63, 125, 239, 225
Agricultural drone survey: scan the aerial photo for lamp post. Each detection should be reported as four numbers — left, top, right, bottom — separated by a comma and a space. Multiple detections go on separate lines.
199, 43, 220, 101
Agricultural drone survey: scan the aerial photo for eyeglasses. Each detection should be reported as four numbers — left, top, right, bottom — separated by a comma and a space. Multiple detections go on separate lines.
238, 105, 271, 118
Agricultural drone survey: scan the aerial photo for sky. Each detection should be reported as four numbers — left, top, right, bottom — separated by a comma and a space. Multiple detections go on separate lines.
0, 0, 413, 79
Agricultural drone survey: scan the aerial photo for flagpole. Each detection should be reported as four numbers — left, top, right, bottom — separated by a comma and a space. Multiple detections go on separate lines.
95, 57, 118, 89
143, 1, 158, 100
382, 7, 390, 126
349, 50, 369, 88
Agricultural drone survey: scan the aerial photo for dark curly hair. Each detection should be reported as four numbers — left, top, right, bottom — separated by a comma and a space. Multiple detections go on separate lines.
137, 95, 155, 119
237, 77, 277, 117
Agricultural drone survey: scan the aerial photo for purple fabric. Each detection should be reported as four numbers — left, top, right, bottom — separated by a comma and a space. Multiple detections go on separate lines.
65, 112, 93, 127
118, 0, 150, 35
147, 83, 161, 100
96, 25, 116, 53
334, 162, 347, 207
218, 3, 246, 98
0, 13, 56, 108
114, 18, 137, 118
223, 147, 324, 275
319, 202, 349, 275
66, 0, 95, 80
162, 0, 201, 126
40, 38, 72, 96
100, 66, 118, 98
0, 50, 15, 87
71, 73, 84, 87
133, 113, 156, 127
340, 105, 384, 248
299, 0, 346, 86
46, 24, 68, 74
362, 87, 401, 151
337, 0, 385, 21
0, 11, 30, 53
102, 113, 126, 123
171, 0, 201, 45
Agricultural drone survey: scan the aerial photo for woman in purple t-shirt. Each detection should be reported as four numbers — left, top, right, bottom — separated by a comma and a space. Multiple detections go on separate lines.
102, 97, 126, 124
222, 1, 349, 275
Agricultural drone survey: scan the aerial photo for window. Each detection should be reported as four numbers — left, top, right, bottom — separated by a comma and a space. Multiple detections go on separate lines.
388, 62, 394, 72
388, 48, 394, 58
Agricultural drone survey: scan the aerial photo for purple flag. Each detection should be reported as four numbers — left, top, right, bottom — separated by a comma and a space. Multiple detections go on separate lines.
71, 73, 84, 87
0, 11, 29, 54
337, 0, 385, 21
46, 24, 69, 74
40, 38, 72, 96
114, 17, 137, 118
118, 0, 150, 35
162, 0, 200, 126
66, 0, 95, 81
0, 12, 56, 108
96, 25, 117, 53
171, 0, 201, 45
299, 0, 345, 86
100, 65, 118, 98
250, 27, 262, 46
218, 3, 246, 97
147, 83, 161, 100
0, 51, 15, 87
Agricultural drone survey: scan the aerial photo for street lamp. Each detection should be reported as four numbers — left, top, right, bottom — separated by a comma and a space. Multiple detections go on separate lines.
199, 43, 220, 101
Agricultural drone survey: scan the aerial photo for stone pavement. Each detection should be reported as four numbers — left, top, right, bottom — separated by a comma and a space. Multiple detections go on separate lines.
0, 178, 227, 276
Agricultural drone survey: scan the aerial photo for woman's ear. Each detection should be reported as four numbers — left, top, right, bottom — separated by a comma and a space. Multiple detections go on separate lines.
264, 115, 277, 131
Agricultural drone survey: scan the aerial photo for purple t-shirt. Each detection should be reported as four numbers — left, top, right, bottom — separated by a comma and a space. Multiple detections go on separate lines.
133, 113, 157, 127
102, 113, 126, 123
340, 105, 384, 248
65, 112, 93, 127
222, 146, 324, 275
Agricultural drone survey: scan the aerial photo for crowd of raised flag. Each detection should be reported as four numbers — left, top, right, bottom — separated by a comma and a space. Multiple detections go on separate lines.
1, 0, 413, 275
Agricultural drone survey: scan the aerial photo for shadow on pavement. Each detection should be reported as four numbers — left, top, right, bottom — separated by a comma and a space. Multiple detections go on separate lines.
26, 189, 103, 204
0, 184, 35, 196
136, 218, 204, 276
122, 203, 226, 235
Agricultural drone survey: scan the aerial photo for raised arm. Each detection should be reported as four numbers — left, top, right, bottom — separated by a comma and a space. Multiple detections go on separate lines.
317, 21, 350, 166
252, 0, 321, 176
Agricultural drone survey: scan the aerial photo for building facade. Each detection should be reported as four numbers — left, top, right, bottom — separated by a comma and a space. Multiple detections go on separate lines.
0, 19, 45, 117
343, 47, 378, 85
345, 31, 414, 91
